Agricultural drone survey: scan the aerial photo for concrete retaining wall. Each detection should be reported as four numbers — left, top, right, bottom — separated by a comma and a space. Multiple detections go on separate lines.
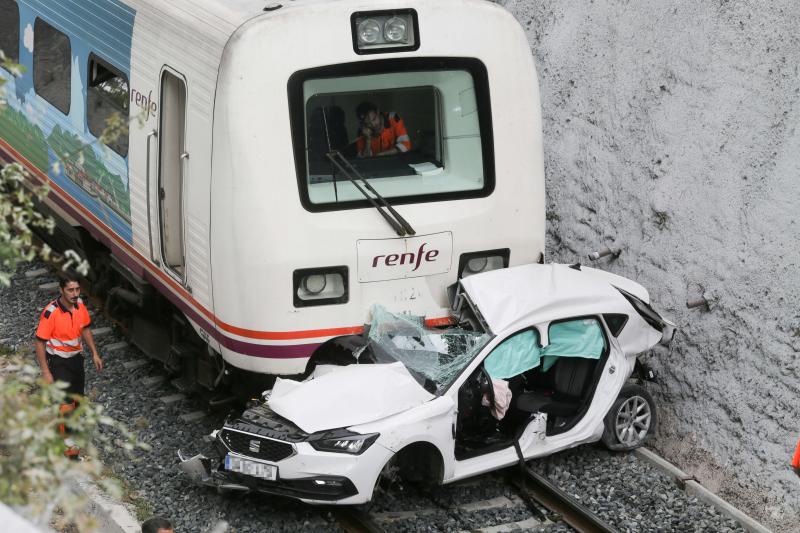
499, 1, 800, 530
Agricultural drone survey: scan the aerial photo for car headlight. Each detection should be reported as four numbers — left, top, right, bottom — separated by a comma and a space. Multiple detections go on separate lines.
458, 249, 510, 279
309, 430, 379, 455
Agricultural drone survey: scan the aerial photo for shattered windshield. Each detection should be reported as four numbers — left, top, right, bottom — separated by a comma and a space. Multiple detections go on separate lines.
367, 305, 492, 394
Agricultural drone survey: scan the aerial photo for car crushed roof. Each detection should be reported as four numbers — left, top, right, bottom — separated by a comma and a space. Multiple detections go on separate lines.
458, 263, 653, 335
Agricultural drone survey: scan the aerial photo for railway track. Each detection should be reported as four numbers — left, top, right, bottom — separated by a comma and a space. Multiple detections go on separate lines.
511, 465, 619, 533
334, 465, 620, 533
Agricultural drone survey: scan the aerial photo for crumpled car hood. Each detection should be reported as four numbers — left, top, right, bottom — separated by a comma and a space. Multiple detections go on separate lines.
268, 362, 434, 433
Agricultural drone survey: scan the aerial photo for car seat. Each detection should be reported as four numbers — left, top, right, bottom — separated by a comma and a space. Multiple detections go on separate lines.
515, 357, 597, 417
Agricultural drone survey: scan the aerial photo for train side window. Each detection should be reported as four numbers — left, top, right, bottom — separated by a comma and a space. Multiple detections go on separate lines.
0, 0, 20, 67
33, 18, 71, 115
87, 55, 129, 157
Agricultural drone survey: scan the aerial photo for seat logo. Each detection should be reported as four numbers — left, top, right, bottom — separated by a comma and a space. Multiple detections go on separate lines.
249, 439, 261, 453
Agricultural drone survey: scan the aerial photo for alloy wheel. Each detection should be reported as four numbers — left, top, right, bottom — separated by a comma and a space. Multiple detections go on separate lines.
614, 395, 652, 447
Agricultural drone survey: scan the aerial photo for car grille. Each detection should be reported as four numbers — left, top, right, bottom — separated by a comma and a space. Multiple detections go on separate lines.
220, 429, 294, 462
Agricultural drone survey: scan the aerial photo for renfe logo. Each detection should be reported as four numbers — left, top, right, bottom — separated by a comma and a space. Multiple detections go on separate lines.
357, 232, 452, 283
372, 242, 440, 271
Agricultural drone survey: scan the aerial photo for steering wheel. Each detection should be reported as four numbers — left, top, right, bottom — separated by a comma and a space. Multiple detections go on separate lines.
479, 366, 495, 406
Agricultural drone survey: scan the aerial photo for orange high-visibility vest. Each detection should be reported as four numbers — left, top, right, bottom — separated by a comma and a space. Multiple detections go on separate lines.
356, 112, 411, 156
35, 299, 91, 358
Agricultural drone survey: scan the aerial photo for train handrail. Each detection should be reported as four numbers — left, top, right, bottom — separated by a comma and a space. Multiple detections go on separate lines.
145, 129, 158, 263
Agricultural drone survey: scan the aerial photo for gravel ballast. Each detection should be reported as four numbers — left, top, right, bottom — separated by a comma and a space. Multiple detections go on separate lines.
1, 262, 765, 532
530, 447, 745, 533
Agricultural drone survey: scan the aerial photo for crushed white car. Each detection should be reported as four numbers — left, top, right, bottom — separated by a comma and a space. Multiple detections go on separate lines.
179, 263, 675, 504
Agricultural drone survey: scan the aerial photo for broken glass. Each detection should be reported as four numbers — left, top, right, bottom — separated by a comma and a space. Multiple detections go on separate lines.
367, 305, 492, 394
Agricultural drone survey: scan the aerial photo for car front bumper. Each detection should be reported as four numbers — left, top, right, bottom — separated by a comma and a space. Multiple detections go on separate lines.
178, 437, 393, 505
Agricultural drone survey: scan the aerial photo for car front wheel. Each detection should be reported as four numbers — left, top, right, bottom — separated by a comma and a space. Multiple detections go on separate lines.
601, 383, 657, 451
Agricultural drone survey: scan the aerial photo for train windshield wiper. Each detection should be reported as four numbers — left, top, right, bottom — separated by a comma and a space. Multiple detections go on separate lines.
325, 150, 416, 237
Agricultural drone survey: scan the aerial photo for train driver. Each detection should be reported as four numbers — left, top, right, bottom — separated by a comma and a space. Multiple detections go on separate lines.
355, 101, 412, 158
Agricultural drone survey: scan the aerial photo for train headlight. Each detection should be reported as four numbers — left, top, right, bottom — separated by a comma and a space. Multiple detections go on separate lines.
458, 249, 510, 279
302, 274, 327, 295
351, 10, 419, 55
357, 19, 381, 44
384, 17, 407, 42
465, 257, 488, 274
293, 266, 349, 307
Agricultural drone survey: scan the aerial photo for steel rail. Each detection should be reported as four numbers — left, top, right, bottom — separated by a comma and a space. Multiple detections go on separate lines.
512, 465, 621, 533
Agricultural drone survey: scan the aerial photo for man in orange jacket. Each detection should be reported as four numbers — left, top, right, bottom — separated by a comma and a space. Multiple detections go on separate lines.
34, 271, 103, 456
792, 437, 800, 476
355, 101, 412, 158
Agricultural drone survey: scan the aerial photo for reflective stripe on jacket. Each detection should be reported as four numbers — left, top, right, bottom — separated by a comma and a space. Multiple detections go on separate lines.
356, 111, 412, 156
35, 298, 91, 358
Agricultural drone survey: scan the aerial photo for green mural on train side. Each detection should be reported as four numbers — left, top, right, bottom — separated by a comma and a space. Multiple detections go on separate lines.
0, 94, 132, 221
0, 100, 48, 171
0, 1, 136, 242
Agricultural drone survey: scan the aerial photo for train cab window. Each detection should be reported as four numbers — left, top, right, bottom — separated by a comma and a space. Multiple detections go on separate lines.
87, 55, 129, 157
0, 0, 20, 67
290, 58, 494, 211
305, 86, 440, 180
33, 19, 71, 115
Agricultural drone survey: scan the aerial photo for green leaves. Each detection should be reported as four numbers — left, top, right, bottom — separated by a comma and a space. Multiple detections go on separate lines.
0, 351, 147, 529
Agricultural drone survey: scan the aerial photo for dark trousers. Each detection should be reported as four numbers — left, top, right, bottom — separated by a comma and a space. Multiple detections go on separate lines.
46, 353, 85, 396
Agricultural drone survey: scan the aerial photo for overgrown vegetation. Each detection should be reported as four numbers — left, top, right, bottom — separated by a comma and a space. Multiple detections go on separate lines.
0, 347, 148, 530
0, 52, 146, 530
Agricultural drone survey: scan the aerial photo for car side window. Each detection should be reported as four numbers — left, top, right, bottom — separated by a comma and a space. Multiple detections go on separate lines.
541, 317, 606, 372
483, 328, 542, 380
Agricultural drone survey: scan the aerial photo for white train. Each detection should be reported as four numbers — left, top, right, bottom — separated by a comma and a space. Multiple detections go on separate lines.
0, 0, 545, 390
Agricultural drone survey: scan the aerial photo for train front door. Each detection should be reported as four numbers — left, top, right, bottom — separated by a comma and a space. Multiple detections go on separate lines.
157, 68, 188, 278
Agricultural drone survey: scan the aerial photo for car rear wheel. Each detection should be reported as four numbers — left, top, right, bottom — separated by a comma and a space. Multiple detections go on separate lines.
601, 384, 657, 451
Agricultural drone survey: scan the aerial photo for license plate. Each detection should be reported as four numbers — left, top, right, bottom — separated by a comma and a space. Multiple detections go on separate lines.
224, 454, 277, 481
